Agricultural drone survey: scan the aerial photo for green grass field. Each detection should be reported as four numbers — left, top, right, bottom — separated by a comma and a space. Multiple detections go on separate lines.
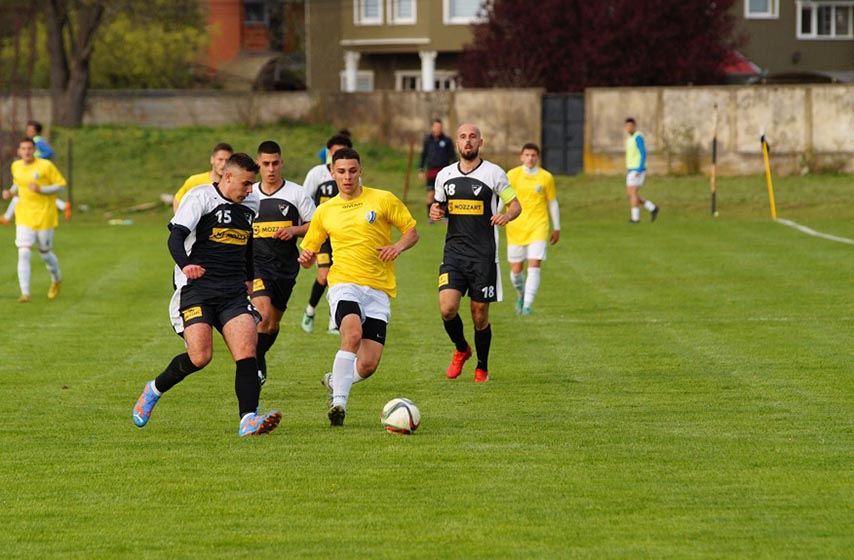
1, 125, 852, 558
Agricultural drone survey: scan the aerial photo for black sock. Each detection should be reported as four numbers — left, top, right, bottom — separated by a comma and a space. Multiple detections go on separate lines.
474, 324, 492, 371
235, 357, 260, 418
308, 280, 326, 308
443, 314, 468, 353
256, 330, 279, 379
154, 353, 201, 393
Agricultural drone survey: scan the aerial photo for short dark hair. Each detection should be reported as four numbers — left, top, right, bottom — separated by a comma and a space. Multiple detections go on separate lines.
521, 142, 540, 154
257, 140, 281, 155
226, 152, 260, 174
432, 118, 443, 125
327, 134, 353, 150
26, 120, 42, 134
625, 117, 636, 125
212, 142, 234, 155
19, 136, 35, 147
331, 147, 360, 165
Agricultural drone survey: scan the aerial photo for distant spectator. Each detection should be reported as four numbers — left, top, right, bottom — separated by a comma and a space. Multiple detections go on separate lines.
418, 118, 456, 223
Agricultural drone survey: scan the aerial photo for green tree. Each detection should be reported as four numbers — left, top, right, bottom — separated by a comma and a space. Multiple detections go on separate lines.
42, 0, 204, 127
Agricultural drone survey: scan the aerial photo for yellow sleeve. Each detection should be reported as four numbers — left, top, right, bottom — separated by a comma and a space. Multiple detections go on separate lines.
174, 179, 194, 205
47, 162, 67, 186
301, 206, 328, 253
386, 194, 416, 233
545, 172, 557, 202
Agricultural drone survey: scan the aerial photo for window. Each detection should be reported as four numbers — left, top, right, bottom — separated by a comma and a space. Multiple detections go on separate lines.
443, 0, 487, 24
395, 71, 461, 91
244, 0, 267, 24
388, 0, 416, 24
797, 1, 854, 39
355, 0, 383, 25
745, 0, 778, 18
340, 70, 375, 92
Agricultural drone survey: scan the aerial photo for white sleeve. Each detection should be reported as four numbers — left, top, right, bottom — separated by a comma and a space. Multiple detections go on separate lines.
548, 199, 561, 231
490, 165, 512, 196
303, 167, 320, 200
296, 186, 316, 223
433, 170, 447, 203
171, 188, 205, 232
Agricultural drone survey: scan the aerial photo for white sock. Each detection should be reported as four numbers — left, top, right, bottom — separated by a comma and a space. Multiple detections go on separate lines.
305, 304, 316, 316
331, 350, 356, 408
644, 200, 656, 212
149, 380, 162, 396
510, 271, 525, 296
18, 247, 31, 295
40, 251, 61, 282
631, 207, 641, 221
352, 358, 365, 384
523, 267, 541, 309
4, 197, 18, 221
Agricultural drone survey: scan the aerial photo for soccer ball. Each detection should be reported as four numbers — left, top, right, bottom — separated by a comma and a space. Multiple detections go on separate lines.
381, 398, 420, 434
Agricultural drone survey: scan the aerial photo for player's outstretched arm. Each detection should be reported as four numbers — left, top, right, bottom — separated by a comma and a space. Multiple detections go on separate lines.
298, 249, 317, 268
377, 227, 419, 262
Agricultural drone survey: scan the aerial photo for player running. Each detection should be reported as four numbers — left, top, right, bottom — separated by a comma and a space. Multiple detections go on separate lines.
2, 137, 68, 302
299, 133, 353, 334
250, 140, 316, 385
504, 143, 560, 315
298, 148, 419, 427
430, 124, 521, 383
133, 153, 281, 437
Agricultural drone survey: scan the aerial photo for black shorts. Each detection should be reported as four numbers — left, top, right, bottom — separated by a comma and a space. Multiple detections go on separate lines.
438, 257, 499, 303
317, 239, 333, 269
251, 277, 296, 312
334, 300, 387, 345
179, 284, 261, 333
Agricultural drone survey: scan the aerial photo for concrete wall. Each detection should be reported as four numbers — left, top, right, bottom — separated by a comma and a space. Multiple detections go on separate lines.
585, 84, 854, 175
0, 89, 542, 169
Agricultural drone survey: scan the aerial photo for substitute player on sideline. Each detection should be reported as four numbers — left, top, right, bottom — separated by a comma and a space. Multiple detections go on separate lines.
298, 148, 418, 427
504, 143, 560, 315
251, 140, 315, 385
2, 137, 67, 302
172, 142, 234, 212
299, 133, 353, 334
624, 118, 659, 223
429, 124, 521, 383
133, 153, 282, 437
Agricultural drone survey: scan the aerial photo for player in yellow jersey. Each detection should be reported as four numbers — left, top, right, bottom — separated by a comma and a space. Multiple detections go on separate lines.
172, 142, 234, 212
2, 137, 67, 302
298, 148, 419, 427
504, 143, 560, 315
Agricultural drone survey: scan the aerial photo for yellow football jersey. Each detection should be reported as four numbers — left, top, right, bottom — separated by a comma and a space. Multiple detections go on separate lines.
505, 166, 557, 245
301, 186, 416, 298
174, 171, 213, 207
11, 158, 67, 230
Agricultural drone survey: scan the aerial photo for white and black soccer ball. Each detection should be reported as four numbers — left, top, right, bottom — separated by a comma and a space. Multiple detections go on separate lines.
381, 398, 420, 434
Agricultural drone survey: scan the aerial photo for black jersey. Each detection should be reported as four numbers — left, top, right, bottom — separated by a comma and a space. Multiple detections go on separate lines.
434, 160, 513, 263
170, 183, 259, 292
253, 179, 316, 280
303, 163, 339, 206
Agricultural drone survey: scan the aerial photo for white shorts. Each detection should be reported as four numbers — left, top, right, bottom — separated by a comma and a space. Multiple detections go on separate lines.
507, 240, 548, 263
16, 226, 54, 251
626, 171, 646, 188
328, 283, 391, 324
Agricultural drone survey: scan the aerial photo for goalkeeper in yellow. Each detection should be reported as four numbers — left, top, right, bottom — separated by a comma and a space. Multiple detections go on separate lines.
298, 148, 419, 427
2, 137, 67, 302
504, 143, 560, 315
